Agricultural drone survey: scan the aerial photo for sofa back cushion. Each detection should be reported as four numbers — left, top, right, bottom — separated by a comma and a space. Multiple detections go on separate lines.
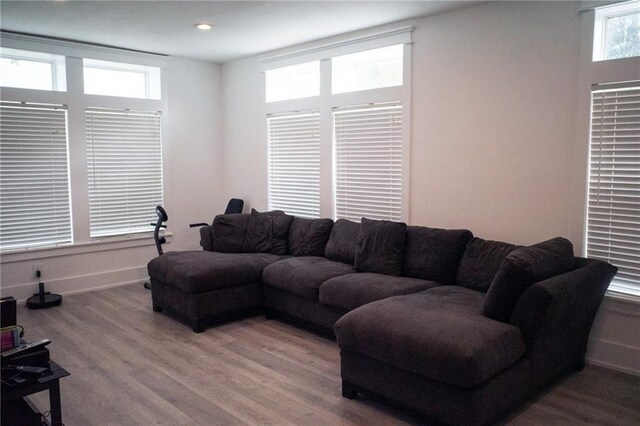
456, 238, 520, 292
324, 219, 360, 264
211, 213, 251, 253
484, 237, 575, 322
287, 217, 334, 256
403, 226, 473, 284
242, 209, 294, 255
354, 218, 407, 276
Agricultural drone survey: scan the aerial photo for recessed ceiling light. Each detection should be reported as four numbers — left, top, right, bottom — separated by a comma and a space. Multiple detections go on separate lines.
194, 23, 212, 30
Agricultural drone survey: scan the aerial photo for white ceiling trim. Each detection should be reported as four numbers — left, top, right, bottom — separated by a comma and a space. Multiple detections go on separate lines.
259, 25, 414, 70
0, 32, 170, 68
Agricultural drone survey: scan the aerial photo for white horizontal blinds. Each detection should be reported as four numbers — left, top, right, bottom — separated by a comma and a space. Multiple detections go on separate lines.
268, 111, 320, 218
86, 107, 163, 237
587, 82, 640, 294
0, 102, 72, 250
334, 102, 403, 222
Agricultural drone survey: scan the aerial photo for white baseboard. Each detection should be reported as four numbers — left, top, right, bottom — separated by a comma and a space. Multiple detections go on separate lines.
1, 265, 149, 302
587, 338, 640, 377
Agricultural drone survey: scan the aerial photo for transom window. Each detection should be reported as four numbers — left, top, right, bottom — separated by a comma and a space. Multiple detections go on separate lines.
0, 47, 66, 91
332, 44, 403, 94
83, 59, 161, 100
593, 0, 640, 61
265, 61, 320, 103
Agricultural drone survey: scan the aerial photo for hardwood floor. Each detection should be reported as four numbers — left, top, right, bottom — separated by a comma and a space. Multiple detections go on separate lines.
14, 284, 640, 425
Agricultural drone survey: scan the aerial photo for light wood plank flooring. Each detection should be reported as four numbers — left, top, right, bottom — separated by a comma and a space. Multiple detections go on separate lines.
13, 284, 640, 425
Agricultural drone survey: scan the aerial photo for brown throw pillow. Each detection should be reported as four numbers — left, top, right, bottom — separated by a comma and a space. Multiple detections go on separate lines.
211, 213, 251, 253
354, 218, 407, 276
287, 217, 334, 256
484, 237, 575, 322
241, 209, 293, 254
324, 219, 361, 265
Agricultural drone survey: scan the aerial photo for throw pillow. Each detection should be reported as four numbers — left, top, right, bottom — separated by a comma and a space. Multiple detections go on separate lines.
484, 237, 575, 322
456, 238, 521, 292
241, 209, 294, 254
324, 219, 361, 264
211, 213, 251, 253
287, 217, 334, 256
402, 226, 474, 285
354, 218, 407, 276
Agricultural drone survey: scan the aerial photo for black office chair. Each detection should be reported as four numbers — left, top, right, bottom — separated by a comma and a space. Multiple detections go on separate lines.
189, 198, 244, 228
224, 198, 244, 214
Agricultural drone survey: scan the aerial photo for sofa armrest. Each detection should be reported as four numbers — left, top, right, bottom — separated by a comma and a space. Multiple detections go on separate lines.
509, 257, 616, 386
199, 225, 214, 251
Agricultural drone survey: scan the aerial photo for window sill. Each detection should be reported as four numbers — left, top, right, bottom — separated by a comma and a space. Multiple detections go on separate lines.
603, 287, 640, 317
0, 232, 172, 264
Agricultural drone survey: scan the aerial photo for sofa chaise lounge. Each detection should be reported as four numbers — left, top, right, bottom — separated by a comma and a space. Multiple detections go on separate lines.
147, 210, 616, 425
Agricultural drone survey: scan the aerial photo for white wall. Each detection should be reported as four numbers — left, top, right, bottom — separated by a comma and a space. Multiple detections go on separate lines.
220, 1, 640, 375
0, 55, 224, 300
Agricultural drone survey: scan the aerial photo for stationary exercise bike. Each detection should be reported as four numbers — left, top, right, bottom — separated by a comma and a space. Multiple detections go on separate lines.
151, 205, 168, 256
144, 205, 168, 290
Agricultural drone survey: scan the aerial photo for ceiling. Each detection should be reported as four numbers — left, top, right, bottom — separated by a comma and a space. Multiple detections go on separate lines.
0, 1, 482, 63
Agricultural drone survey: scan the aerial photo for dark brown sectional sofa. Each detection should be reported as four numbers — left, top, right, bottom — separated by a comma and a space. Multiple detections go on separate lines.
147, 210, 617, 425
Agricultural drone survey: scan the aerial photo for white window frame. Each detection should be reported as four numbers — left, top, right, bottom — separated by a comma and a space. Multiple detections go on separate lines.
576, 5, 640, 301
262, 27, 412, 221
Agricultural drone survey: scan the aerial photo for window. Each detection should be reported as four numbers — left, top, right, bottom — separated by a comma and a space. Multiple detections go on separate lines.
86, 108, 163, 237
263, 29, 411, 220
0, 48, 66, 91
0, 102, 72, 250
267, 111, 321, 218
593, 1, 640, 61
265, 61, 320, 103
83, 59, 161, 99
332, 44, 403, 94
586, 82, 640, 296
334, 102, 403, 222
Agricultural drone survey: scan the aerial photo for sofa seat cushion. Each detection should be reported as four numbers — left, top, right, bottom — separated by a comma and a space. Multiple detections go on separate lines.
147, 251, 286, 294
334, 286, 526, 388
319, 273, 440, 311
262, 256, 355, 301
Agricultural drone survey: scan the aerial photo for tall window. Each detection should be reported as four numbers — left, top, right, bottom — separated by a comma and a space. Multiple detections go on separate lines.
86, 108, 163, 237
0, 102, 72, 250
334, 103, 403, 222
268, 111, 320, 218
264, 34, 410, 220
586, 82, 640, 295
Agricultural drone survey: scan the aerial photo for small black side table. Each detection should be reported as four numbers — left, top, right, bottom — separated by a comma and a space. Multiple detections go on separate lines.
1, 360, 70, 426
